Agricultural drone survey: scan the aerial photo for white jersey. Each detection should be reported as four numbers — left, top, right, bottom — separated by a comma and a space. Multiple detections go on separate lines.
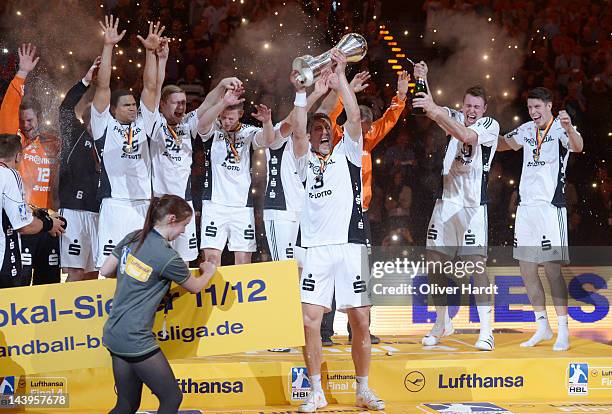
147, 107, 198, 200
91, 102, 154, 200
504, 117, 571, 207
1, 166, 33, 272
440, 108, 499, 207
296, 130, 366, 248
201, 120, 262, 207
263, 135, 305, 221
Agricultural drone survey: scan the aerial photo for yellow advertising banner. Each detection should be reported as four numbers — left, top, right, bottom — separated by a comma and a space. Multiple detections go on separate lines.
0, 260, 304, 376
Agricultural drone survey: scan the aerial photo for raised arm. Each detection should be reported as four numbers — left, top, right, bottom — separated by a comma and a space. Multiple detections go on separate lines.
60, 57, 100, 122
290, 70, 309, 158
138, 21, 165, 112
155, 38, 170, 107
279, 69, 331, 137
330, 49, 361, 141
0, 43, 39, 135
196, 77, 243, 118
198, 87, 245, 136
496, 135, 513, 151
412, 61, 478, 144
252, 104, 275, 147
93, 15, 126, 113
558, 109, 584, 152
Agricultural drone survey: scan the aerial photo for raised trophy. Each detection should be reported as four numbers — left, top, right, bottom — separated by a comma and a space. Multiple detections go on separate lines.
292, 33, 368, 87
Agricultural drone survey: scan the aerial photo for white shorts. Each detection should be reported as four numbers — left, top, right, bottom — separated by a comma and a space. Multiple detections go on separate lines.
200, 201, 256, 252
59, 209, 99, 272
96, 198, 149, 267
264, 218, 299, 261
514, 204, 569, 264
300, 243, 371, 312
426, 199, 488, 257
171, 201, 198, 262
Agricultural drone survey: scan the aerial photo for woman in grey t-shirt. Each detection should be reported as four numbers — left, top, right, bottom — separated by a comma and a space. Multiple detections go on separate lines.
100, 195, 216, 413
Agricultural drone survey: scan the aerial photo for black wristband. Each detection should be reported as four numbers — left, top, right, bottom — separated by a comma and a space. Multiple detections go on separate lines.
40, 214, 54, 232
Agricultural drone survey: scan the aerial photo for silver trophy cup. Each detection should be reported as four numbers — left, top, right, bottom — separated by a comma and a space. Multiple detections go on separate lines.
292, 33, 368, 87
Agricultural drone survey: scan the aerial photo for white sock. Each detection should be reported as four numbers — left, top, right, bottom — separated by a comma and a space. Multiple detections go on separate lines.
553, 315, 570, 351
356, 376, 368, 394
477, 305, 492, 335
431, 306, 449, 333
309, 374, 323, 393
521, 310, 553, 347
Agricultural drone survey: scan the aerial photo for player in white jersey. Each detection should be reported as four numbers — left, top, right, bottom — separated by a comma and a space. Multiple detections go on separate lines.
498, 87, 583, 351
0, 135, 64, 288
91, 17, 164, 267
142, 39, 243, 262
198, 85, 276, 266
412, 62, 500, 351
292, 50, 384, 412
264, 77, 331, 264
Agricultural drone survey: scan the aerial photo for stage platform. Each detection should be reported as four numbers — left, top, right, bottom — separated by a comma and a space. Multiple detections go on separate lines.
17, 333, 612, 413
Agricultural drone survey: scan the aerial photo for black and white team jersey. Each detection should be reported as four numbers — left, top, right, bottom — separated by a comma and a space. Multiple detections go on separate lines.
504, 117, 571, 207
295, 130, 366, 248
58, 80, 101, 212
263, 134, 305, 221
1, 166, 33, 275
90, 102, 155, 201
145, 107, 198, 200
440, 108, 500, 207
200, 120, 263, 207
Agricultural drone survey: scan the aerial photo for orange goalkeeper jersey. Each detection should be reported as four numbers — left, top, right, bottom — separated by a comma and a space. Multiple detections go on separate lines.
331, 95, 406, 210
0, 74, 60, 209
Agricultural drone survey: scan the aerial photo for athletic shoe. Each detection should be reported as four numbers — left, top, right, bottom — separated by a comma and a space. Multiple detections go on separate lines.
422, 320, 454, 346
321, 336, 336, 347
267, 348, 291, 352
298, 390, 327, 412
356, 388, 385, 410
475, 332, 495, 351
348, 334, 381, 344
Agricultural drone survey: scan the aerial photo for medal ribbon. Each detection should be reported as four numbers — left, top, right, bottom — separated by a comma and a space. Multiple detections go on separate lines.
534, 116, 554, 157
314, 148, 334, 180
124, 123, 133, 148
167, 125, 181, 146
225, 123, 242, 161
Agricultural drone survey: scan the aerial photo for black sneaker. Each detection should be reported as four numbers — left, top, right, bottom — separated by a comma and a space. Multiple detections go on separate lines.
348, 334, 380, 344
267, 348, 291, 352
321, 336, 336, 346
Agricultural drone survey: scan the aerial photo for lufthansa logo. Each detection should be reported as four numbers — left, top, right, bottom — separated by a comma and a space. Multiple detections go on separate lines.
404, 371, 425, 392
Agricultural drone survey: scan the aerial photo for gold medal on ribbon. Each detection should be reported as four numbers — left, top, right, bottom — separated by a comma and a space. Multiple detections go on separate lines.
226, 132, 240, 163
533, 117, 553, 162
123, 124, 134, 153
